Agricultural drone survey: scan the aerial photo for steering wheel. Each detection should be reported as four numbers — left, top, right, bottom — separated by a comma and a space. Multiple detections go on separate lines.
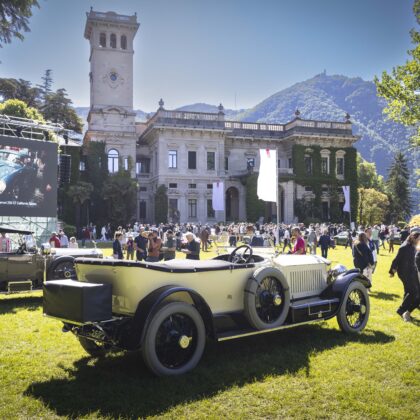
229, 244, 253, 264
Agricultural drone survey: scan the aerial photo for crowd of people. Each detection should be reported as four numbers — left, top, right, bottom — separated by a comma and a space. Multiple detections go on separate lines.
51, 220, 420, 324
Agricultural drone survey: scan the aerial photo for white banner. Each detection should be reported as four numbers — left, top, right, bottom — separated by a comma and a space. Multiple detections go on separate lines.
257, 149, 277, 202
342, 186, 350, 212
212, 181, 225, 211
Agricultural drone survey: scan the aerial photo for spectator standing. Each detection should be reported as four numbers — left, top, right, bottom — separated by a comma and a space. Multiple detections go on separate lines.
307, 228, 317, 255
59, 230, 69, 248
200, 227, 210, 252
112, 232, 124, 259
0, 232, 11, 252
371, 225, 380, 253
345, 230, 353, 249
49, 232, 61, 248
389, 232, 420, 322
290, 227, 306, 255
134, 228, 148, 261
182, 233, 200, 260
126, 235, 135, 260
352, 232, 374, 280
389, 228, 395, 253
162, 230, 176, 261
318, 229, 331, 259
146, 230, 161, 262
282, 228, 292, 253
69, 237, 78, 248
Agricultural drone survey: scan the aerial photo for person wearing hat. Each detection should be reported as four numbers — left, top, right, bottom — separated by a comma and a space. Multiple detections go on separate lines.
126, 234, 135, 260
162, 230, 176, 261
134, 227, 148, 261
181, 233, 200, 260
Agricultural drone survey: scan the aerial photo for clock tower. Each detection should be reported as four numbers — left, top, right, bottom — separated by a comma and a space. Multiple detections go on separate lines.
83, 9, 139, 173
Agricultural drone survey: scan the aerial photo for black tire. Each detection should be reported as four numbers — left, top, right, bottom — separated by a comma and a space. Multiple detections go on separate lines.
337, 281, 370, 334
48, 259, 76, 280
244, 267, 290, 330
78, 336, 110, 357
142, 302, 206, 376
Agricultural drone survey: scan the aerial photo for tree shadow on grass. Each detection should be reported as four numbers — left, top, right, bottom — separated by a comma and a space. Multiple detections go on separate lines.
369, 291, 400, 301
26, 325, 394, 419
0, 295, 42, 315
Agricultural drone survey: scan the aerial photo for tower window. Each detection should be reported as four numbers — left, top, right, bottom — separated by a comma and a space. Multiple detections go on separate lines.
110, 33, 117, 49
121, 35, 127, 50
108, 149, 119, 173
99, 33, 106, 48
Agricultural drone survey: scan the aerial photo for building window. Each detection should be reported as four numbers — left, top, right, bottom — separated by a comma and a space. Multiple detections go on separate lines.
121, 35, 127, 50
79, 160, 85, 171
188, 151, 197, 169
169, 198, 178, 221
305, 186, 313, 192
188, 199, 197, 218
107, 149, 119, 173
169, 183, 177, 189
188, 183, 196, 189
124, 157, 128, 171
304, 155, 312, 175
207, 151, 215, 170
139, 186, 147, 192
277, 159, 281, 169
139, 200, 146, 220
168, 150, 177, 168
336, 157, 345, 176
207, 199, 215, 218
321, 157, 329, 174
99, 33, 106, 48
110, 33, 117, 48
247, 157, 255, 169
288, 158, 293, 168
136, 158, 150, 174
207, 183, 213, 189
225, 157, 229, 171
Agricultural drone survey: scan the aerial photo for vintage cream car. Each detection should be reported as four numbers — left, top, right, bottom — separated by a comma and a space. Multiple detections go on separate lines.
43, 245, 371, 376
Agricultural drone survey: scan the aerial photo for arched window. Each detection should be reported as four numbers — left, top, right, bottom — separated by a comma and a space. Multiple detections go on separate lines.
99, 33, 106, 48
108, 149, 119, 173
121, 35, 127, 50
110, 33, 117, 48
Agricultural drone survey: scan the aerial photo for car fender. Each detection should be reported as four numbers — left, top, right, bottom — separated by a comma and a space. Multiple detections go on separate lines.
46, 255, 75, 279
125, 285, 215, 350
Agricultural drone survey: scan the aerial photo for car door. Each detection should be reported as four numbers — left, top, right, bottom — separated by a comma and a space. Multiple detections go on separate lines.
7, 252, 37, 282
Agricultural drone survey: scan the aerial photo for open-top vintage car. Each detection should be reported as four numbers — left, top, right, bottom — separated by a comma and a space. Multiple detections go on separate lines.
43, 245, 371, 376
0, 226, 103, 292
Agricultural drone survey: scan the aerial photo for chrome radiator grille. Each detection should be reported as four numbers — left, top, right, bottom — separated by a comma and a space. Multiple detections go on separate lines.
289, 268, 326, 297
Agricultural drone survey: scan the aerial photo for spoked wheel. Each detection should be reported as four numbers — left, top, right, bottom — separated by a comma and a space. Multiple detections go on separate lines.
142, 302, 206, 376
78, 336, 111, 357
244, 267, 290, 330
337, 282, 370, 333
50, 260, 76, 280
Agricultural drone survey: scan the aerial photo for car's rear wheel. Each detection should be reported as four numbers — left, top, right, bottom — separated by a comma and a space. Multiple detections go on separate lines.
244, 267, 290, 330
337, 281, 370, 333
142, 302, 206, 376
78, 336, 111, 357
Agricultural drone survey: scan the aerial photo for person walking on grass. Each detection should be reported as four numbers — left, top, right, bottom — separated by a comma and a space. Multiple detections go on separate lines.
112, 232, 123, 259
389, 232, 420, 322
352, 232, 374, 281
318, 229, 331, 259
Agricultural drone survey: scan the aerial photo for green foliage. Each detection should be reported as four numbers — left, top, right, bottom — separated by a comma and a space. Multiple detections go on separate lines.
154, 184, 168, 224
0, 78, 41, 107
0, 98, 44, 121
0, 1, 39, 46
103, 169, 137, 227
67, 181, 94, 233
357, 153, 385, 191
62, 223, 76, 239
245, 173, 265, 222
357, 188, 389, 226
374, 0, 420, 147
386, 152, 412, 222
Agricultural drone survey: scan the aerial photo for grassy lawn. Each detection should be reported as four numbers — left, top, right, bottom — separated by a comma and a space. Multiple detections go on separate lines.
0, 246, 419, 419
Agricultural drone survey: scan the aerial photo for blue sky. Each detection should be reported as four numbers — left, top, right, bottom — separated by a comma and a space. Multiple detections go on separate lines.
0, 0, 416, 111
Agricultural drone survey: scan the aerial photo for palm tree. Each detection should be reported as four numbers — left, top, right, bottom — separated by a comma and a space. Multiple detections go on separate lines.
67, 181, 93, 235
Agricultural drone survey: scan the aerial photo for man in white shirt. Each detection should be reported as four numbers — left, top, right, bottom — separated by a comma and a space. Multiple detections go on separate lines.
59, 230, 69, 248
282, 228, 291, 253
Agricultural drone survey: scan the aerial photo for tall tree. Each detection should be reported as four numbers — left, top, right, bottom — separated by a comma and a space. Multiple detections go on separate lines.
41, 88, 83, 132
375, 0, 419, 148
67, 181, 94, 235
358, 188, 389, 226
386, 152, 412, 222
357, 153, 385, 191
38, 69, 53, 100
0, 78, 41, 108
0, 1, 39, 47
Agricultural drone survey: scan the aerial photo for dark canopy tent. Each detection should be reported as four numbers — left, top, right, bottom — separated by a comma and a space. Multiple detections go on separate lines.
0, 226, 33, 235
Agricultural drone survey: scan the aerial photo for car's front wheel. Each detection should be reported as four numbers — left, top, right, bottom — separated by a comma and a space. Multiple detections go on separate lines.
337, 281, 370, 333
141, 302, 206, 376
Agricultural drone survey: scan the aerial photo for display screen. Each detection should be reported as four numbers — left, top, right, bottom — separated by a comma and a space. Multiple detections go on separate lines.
0, 135, 58, 217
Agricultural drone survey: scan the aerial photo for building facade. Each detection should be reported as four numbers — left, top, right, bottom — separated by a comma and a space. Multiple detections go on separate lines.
84, 10, 359, 225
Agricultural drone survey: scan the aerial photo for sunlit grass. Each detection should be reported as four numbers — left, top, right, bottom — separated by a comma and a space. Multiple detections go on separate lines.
0, 245, 419, 419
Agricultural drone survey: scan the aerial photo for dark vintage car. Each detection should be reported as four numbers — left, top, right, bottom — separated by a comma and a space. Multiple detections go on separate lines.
0, 226, 103, 292
0, 149, 37, 202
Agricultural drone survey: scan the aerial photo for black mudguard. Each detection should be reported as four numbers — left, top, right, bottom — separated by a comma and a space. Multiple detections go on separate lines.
121, 285, 215, 350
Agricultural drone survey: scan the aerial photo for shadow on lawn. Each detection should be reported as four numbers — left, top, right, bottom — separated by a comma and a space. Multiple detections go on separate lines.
0, 295, 42, 314
369, 291, 400, 301
26, 325, 394, 418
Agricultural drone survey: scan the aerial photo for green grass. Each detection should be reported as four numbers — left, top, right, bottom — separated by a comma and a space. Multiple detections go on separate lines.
1, 246, 419, 419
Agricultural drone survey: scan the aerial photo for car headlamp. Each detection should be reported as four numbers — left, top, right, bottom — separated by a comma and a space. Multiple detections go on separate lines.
327, 264, 348, 284
0, 180, 6, 194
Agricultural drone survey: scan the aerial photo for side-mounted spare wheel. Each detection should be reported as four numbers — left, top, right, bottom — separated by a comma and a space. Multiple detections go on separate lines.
141, 302, 206, 376
337, 281, 370, 334
244, 267, 290, 330
47, 257, 76, 280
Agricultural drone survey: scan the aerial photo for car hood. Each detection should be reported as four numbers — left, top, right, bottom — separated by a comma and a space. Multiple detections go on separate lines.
51, 248, 103, 258
0, 162, 19, 178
